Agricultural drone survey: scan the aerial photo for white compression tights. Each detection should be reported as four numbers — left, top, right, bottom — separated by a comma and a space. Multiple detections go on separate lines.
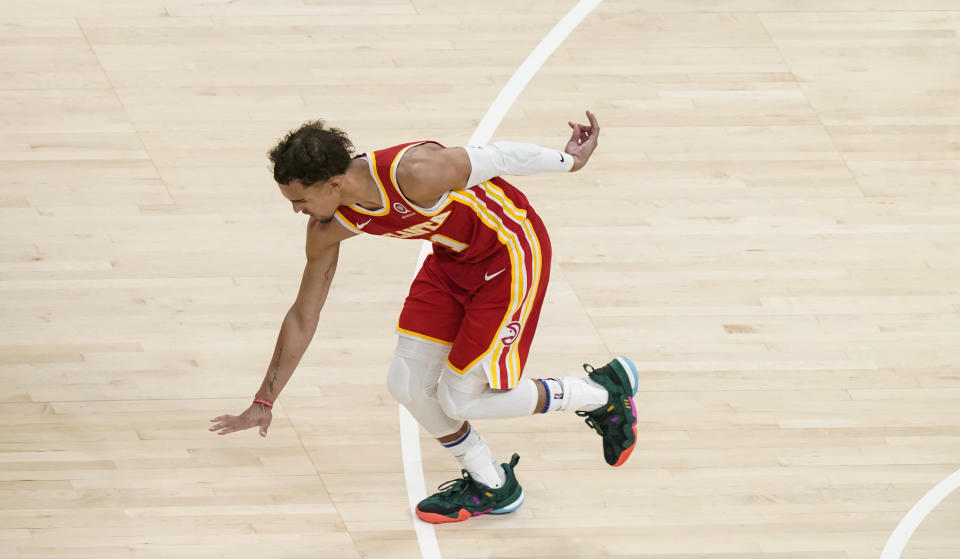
385, 336, 463, 438
437, 363, 540, 420
386, 336, 542, 428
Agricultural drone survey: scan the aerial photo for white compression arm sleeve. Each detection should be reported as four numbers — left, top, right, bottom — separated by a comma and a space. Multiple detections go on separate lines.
465, 141, 574, 187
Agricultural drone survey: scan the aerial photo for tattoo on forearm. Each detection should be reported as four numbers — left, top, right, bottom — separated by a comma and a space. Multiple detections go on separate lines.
268, 346, 282, 394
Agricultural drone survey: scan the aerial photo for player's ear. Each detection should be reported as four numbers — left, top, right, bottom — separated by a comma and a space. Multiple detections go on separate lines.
326, 175, 344, 192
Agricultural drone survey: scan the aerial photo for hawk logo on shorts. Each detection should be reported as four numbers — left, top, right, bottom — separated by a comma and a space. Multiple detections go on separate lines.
499, 321, 522, 346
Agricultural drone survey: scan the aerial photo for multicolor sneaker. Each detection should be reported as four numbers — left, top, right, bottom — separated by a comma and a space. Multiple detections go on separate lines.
576, 356, 639, 467
415, 454, 524, 524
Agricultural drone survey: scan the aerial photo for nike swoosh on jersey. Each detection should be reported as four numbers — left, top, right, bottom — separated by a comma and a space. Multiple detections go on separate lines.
356, 219, 372, 229
484, 268, 507, 281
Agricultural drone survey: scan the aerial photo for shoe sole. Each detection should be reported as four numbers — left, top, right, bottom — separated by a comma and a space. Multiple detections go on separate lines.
609, 356, 639, 468
415, 488, 525, 524
612, 356, 639, 396
611, 421, 638, 467
491, 488, 524, 514
416, 508, 471, 524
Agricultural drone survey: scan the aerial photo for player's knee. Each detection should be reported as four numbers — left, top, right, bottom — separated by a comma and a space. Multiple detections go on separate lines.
437, 381, 469, 419
386, 335, 449, 406
437, 366, 487, 420
386, 357, 413, 406
437, 381, 459, 418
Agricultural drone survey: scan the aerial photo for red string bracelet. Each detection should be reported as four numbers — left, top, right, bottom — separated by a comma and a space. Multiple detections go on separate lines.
253, 397, 273, 409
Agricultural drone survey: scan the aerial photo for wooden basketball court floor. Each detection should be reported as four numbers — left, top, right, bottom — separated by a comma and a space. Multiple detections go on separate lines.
2, 1, 959, 557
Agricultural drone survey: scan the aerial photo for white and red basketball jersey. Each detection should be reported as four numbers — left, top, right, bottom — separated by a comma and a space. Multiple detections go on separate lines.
334, 141, 550, 389
334, 141, 537, 264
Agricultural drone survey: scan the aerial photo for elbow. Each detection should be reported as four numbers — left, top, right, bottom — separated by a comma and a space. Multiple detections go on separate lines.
289, 303, 320, 331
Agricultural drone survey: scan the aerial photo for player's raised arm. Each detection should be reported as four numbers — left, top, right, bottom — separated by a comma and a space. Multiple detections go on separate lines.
209, 219, 355, 437
397, 110, 600, 203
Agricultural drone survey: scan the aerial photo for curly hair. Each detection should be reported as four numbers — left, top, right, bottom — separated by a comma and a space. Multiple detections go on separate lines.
268, 120, 355, 187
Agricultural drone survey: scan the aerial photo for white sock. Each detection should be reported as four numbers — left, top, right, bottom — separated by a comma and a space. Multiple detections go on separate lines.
539, 377, 609, 412
442, 425, 505, 488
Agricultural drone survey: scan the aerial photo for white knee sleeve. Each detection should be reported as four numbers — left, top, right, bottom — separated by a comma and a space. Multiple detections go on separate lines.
386, 335, 447, 405
438, 364, 539, 420
386, 335, 463, 437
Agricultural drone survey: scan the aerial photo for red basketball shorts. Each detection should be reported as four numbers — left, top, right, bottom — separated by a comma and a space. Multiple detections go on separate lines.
397, 212, 551, 390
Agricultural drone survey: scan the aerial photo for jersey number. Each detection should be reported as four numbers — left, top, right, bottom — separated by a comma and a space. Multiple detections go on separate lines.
430, 234, 468, 253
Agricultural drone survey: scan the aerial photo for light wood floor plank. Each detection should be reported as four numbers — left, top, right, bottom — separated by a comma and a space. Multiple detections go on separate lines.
2, 0, 959, 558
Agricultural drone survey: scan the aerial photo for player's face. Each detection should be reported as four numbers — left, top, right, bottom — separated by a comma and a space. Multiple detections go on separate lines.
278, 179, 339, 224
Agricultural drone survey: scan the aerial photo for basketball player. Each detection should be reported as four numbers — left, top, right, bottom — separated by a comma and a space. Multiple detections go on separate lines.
210, 111, 639, 523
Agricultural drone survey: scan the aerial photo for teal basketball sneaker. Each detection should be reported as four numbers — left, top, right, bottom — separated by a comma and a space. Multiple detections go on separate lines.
576, 356, 639, 467
416, 454, 524, 524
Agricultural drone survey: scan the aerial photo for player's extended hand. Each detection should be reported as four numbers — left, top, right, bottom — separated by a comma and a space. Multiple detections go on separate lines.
564, 110, 600, 172
210, 403, 272, 437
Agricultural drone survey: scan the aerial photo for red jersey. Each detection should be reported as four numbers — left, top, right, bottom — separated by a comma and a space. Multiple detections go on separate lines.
333, 141, 537, 264
335, 141, 552, 390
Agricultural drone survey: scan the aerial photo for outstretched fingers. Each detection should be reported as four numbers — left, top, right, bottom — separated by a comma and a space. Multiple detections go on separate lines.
209, 415, 236, 433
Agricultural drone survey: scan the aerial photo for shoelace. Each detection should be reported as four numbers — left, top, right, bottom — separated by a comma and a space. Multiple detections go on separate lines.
576, 361, 607, 436
576, 410, 605, 436
435, 470, 477, 499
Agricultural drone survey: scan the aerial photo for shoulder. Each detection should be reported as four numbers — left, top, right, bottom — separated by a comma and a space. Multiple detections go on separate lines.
395, 142, 470, 201
397, 142, 449, 173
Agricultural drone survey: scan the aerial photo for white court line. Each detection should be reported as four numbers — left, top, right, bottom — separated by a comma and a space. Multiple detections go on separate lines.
880, 467, 960, 559
398, 1, 604, 557
399, 406, 441, 557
